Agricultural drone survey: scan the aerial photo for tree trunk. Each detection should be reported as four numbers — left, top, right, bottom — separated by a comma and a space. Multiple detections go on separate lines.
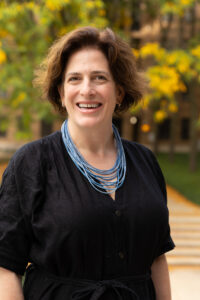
178, 15, 184, 47
160, 13, 173, 46
169, 114, 176, 163
152, 122, 159, 155
121, 0, 141, 141
189, 82, 198, 172
121, 111, 133, 140
189, 2, 198, 172
159, 13, 177, 159
190, 3, 196, 37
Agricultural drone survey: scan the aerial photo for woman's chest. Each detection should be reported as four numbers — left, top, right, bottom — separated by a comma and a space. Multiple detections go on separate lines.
30, 159, 168, 242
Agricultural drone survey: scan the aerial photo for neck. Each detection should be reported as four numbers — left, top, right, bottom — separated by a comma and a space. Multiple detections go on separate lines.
67, 120, 115, 156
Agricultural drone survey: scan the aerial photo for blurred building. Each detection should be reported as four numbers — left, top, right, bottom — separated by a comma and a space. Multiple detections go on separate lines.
1, 3, 200, 159
0, 117, 62, 160
129, 2, 200, 152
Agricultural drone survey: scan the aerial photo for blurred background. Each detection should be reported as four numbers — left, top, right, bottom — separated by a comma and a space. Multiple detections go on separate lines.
0, 1, 200, 297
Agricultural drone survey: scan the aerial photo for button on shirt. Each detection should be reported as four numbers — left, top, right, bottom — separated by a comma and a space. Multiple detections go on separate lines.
0, 131, 175, 300
118, 252, 125, 260
115, 210, 121, 217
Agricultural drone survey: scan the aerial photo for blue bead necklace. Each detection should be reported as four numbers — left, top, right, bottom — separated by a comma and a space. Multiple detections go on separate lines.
61, 120, 126, 194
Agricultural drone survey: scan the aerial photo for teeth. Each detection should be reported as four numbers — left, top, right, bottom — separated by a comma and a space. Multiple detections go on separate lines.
78, 103, 100, 108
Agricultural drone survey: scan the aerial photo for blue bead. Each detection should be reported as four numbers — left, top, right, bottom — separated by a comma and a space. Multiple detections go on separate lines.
61, 120, 126, 194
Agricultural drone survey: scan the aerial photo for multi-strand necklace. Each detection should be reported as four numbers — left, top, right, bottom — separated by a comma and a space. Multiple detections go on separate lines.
61, 120, 126, 194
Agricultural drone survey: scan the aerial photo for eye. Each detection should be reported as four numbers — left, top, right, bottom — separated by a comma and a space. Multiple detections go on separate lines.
94, 75, 107, 81
68, 76, 80, 82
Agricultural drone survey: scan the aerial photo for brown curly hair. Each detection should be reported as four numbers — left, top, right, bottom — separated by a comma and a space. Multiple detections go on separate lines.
33, 26, 145, 115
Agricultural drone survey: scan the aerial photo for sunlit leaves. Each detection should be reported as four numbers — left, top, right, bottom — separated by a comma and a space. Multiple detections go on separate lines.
191, 45, 200, 59
131, 39, 200, 123
154, 110, 167, 123
45, 0, 70, 11
162, 0, 197, 15
139, 43, 166, 62
0, 49, 6, 64
147, 65, 185, 97
0, 0, 107, 138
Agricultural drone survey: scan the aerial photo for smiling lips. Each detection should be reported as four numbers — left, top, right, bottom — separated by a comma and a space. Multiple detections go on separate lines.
77, 103, 102, 109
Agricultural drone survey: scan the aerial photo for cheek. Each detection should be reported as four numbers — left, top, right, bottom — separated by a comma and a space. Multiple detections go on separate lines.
63, 87, 76, 102
102, 85, 117, 100
109, 90, 118, 105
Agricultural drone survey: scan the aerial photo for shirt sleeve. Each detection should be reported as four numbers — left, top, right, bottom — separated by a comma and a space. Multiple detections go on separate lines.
148, 149, 175, 257
0, 157, 30, 275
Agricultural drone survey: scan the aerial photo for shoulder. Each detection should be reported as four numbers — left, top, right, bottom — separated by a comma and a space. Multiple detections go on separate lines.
13, 131, 61, 159
11, 131, 61, 171
122, 138, 154, 161
122, 139, 165, 187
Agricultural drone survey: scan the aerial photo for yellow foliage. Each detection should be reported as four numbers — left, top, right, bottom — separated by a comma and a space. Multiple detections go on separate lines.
168, 102, 178, 113
166, 1, 175, 6
86, 1, 95, 9
166, 50, 192, 75
26, 2, 34, 10
15, 4, 23, 13
0, 29, 9, 38
12, 92, 26, 108
140, 43, 166, 61
191, 45, 200, 59
45, 0, 69, 11
58, 26, 69, 36
148, 66, 186, 97
141, 124, 150, 133
166, 52, 180, 65
177, 61, 190, 73
179, 82, 187, 92
180, 0, 192, 5
130, 102, 142, 114
162, 0, 195, 16
154, 110, 167, 123
0, 49, 6, 64
95, 0, 104, 8
132, 48, 139, 58
142, 95, 151, 109
99, 9, 106, 16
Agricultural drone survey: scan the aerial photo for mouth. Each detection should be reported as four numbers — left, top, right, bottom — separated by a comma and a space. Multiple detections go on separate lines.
77, 103, 102, 109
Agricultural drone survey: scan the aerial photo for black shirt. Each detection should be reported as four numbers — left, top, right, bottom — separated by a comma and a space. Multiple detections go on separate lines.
0, 131, 175, 299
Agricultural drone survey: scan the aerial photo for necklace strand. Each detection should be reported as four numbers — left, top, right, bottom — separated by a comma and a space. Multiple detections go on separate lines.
61, 120, 126, 194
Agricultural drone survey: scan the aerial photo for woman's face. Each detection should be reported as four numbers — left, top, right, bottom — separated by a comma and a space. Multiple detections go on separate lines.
60, 47, 123, 130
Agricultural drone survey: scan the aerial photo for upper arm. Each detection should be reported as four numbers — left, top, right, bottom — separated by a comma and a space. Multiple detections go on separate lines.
0, 157, 30, 275
0, 140, 46, 276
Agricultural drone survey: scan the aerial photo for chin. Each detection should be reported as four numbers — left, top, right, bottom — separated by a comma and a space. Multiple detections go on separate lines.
76, 117, 107, 129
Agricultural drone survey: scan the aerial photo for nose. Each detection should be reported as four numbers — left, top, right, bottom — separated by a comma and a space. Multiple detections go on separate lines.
80, 78, 96, 98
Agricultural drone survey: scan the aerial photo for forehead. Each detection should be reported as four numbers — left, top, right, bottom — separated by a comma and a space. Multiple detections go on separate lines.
65, 47, 110, 72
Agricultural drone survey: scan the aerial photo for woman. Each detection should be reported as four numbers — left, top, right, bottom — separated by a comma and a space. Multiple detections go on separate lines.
0, 27, 175, 300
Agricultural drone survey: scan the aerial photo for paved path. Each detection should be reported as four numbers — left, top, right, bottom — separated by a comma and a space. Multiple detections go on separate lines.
166, 186, 200, 300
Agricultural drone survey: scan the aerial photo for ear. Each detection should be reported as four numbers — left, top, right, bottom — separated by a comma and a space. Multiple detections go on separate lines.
116, 85, 125, 105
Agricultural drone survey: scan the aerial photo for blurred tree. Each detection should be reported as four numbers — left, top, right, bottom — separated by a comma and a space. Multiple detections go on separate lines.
130, 0, 200, 171
1, 0, 200, 171
0, 0, 107, 139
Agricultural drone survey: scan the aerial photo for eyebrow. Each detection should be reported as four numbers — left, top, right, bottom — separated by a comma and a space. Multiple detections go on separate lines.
66, 71, 110, 77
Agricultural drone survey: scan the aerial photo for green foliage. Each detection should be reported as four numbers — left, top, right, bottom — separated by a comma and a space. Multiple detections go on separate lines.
161, 0, 198, 15
1, 0, 200, 138
130, 0, 200, 127
157, 152, 200, 205
0, 0, 107, 139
